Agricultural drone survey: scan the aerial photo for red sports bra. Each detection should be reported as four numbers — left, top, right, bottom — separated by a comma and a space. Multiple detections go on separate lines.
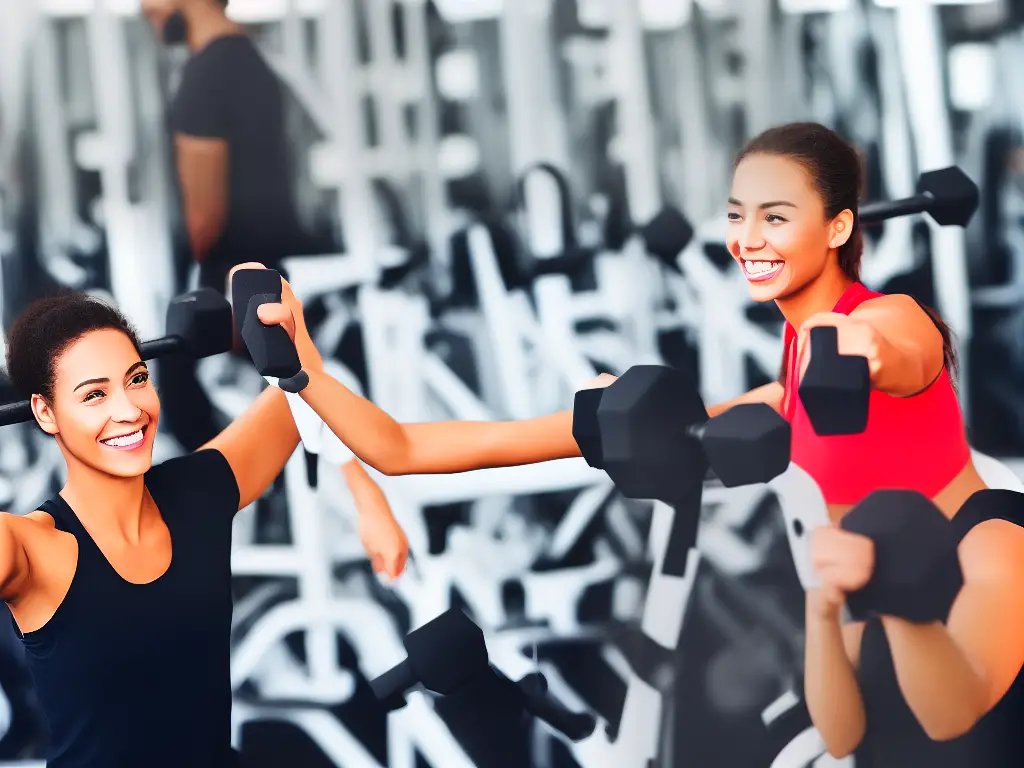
781, 283, 971, 506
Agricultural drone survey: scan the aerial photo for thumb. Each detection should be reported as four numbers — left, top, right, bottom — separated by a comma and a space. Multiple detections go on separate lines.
256, 303, 289, 325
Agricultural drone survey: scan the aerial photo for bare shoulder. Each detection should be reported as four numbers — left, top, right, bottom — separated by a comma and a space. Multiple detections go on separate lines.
850, 293, 932, 324
0, 510, 66, 569
958, 518, 1024, 582
3, 509, 57, 538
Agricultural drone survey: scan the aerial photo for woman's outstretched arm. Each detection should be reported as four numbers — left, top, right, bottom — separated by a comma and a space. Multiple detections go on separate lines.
296, 350, 781, 475
797, 295, 945, 397
298, 364, 580, 475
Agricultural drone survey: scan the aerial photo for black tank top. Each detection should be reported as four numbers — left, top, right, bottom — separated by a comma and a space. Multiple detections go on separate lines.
856, 489, 1024, 767
14, 449, 240, 768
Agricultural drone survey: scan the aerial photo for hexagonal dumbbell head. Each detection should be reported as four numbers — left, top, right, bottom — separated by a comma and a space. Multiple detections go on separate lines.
639, 205, 694, 272
596, 365, 708, 503
799, 326, 870, 436
698, 403, 791, 488
916, 166, 979, 228
840, 490, 963, 624
165, 288, 234, 359
405, 608, 491, 696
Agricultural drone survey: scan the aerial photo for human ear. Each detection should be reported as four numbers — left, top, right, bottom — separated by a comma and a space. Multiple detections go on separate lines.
828, 209, 855, 250
31, 394, 59, 436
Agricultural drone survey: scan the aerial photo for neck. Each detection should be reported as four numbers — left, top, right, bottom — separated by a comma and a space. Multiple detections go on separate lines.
185, 4, 241, 52
60, 452, 150, 544
776, 264, 854, 331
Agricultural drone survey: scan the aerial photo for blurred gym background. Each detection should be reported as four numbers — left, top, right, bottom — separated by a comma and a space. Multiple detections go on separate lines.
1, 0, 1023, 766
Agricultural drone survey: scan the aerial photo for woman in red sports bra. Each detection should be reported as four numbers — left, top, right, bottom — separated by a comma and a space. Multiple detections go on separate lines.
722, 123, 1024, 766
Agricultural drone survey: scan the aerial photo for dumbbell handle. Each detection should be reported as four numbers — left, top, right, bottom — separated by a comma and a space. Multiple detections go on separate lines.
860, 192, 935, 223
514, 672, 597, 742
369, 658, 416, 701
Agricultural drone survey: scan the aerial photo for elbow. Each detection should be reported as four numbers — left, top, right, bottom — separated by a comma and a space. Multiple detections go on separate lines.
825, 744, 855, 760
808, 702, 865, 759
371, 451, 413, 477
921, 719, 976, 743
920, 710, 982, 743
376, 432, 419, 476
821, 721, 865, 759
918, 675, 989, 742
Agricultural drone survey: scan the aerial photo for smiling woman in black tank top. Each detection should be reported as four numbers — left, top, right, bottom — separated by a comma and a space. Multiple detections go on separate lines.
0, 282, 321, 767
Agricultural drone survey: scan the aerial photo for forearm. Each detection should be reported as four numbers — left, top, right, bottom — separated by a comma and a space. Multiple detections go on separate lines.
401, 410, 579, 474
881, 617, 986, 740
300, 368, 579, 475
299, 368, 410, 473
341, 459, 393, 519
804, 602, 866, 757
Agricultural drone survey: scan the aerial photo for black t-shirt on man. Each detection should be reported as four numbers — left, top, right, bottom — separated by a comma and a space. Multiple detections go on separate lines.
169, 35, 304, 291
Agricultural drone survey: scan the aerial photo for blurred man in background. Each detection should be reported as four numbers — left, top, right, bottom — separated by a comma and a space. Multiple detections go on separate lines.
145, 0, 304, 292
142, 0, 307, 450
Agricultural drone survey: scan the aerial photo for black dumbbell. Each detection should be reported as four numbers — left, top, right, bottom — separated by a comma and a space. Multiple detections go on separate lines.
370, 608, 596, 766
860, 166, 979, 227
0, 288, 233, 427
572, 366, 790, 577
370, 608, 490, 702
575, 365, 791, 498
798, 325, 871, 436
231, 268, 308, 392
147, 288, 235, 360
638, 205, 694, 272
841, 490, 964, 624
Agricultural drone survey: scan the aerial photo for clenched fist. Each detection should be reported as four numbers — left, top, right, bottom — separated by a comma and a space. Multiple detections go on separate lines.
809, 526, 875, 620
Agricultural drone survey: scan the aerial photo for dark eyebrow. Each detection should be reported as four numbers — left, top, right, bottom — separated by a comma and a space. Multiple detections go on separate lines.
73, 361, 148, 392
728, 198, 797, 209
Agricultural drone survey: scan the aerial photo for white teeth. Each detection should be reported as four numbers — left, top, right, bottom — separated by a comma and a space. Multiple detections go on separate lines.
102, 429, 144, 447
744, 260, 782, 275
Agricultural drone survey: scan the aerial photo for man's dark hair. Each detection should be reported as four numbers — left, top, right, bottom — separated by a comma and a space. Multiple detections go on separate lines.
5, 291, 142, 404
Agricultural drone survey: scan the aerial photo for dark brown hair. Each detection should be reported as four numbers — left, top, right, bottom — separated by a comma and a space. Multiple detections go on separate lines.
735, 122, 958, 389
5, 291, 142, 405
